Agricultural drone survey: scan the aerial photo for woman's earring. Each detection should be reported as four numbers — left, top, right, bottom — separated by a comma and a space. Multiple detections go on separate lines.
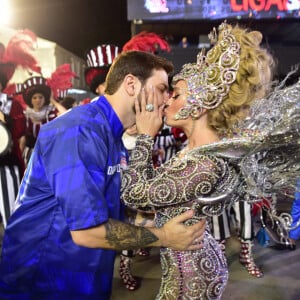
190, 106, 203, 120
174, 107, 191, 120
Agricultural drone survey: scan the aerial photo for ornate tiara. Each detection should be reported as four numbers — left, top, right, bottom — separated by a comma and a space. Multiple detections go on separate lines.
173, 21, 241, 111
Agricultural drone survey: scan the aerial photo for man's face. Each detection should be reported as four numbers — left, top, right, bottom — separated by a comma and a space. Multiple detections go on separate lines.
137, 69, 169, 109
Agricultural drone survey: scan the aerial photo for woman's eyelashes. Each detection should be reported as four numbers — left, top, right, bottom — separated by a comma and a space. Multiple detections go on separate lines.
172, 94, 180, 100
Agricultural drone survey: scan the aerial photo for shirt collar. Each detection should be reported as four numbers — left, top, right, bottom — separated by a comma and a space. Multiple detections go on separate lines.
95, 95, 124, 140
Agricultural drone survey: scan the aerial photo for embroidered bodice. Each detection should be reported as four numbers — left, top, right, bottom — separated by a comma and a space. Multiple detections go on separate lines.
121, 135, 246, 226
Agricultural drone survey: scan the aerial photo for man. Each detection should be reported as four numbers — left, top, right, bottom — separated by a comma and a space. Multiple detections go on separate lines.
0, 50, 206, 300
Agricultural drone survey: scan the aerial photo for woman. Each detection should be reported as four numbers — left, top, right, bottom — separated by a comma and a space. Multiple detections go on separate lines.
20, 76, 58, 165
121, 22, 275, 299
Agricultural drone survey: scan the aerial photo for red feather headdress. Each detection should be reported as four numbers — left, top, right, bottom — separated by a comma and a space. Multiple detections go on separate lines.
7, 64, 77, 107
122, 31, 171, 54
0, 29, 41, 86
46, 64, 77, 100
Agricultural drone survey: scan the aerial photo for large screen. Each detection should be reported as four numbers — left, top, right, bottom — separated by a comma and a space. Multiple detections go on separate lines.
127, 0, 300, 21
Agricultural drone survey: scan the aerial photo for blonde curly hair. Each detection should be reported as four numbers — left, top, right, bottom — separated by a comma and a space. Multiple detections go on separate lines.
207, 24, 275, 136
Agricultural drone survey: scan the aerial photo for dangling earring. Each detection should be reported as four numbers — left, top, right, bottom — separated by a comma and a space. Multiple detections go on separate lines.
190, 106, 203, 120
174, 106, 192, 120
174, 105, 203, 120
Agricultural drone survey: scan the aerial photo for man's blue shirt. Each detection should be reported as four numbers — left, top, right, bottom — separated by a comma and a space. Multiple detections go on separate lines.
0, 96, 126, 299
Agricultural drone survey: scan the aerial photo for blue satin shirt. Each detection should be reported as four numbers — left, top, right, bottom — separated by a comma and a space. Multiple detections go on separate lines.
0, 96, 126, 300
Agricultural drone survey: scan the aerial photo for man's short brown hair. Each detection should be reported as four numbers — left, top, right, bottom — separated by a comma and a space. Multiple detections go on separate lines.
105, 51, 174, 95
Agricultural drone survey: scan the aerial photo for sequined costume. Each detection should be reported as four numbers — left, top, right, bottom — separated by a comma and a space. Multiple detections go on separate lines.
22, 105, 58, 165
121, 74, 300, 298
121, 135, 246, 299
236, 77, 300, 243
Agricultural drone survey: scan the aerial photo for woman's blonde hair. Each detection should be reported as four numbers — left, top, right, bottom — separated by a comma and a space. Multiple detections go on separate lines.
207, 25, 275, 136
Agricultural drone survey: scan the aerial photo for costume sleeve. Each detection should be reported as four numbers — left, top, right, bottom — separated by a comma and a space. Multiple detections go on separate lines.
39, 123, 110, 230
127, 134, 156, 178
47, 106, 58, 122
121, 136, 224, 209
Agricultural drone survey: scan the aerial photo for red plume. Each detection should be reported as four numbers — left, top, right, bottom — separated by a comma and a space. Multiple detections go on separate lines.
46, 64, 77, 100
122, 31, 171, 54
3, 29, 41, 74
3, 82, 18, 95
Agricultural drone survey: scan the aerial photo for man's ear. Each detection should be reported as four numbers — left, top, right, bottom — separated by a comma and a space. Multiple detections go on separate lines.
124, 74, 141, 97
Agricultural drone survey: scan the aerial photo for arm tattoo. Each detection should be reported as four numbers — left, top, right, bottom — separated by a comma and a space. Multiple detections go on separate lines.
104, 219, 158, 250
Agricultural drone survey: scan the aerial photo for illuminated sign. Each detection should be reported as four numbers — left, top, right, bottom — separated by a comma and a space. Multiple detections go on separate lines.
127, 0, 300, 21
230, 0, 291, 12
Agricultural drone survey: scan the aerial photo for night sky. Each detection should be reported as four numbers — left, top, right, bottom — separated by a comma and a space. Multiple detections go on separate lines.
7, 0, 300, 76
10, 0, 132, 58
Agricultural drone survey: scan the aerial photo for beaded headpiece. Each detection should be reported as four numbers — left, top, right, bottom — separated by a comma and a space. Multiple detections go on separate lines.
173, 21, 241, 120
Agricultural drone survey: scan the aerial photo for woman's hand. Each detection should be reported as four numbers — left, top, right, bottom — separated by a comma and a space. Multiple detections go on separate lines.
135, 86, 164, 138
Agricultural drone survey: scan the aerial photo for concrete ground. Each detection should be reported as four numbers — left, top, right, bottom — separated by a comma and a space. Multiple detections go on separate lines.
111, 237, 300, 300
1, 223, 299, 299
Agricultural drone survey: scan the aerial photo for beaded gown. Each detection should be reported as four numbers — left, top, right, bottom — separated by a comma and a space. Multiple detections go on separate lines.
121, 135, 246, 299
122, 78, 300, 299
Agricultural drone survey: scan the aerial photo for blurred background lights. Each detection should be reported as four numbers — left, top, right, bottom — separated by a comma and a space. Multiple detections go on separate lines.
0, 0, 12, 26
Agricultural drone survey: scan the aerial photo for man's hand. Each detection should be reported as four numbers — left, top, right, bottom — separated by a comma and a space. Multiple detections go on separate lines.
71, 211, 205, 251
160, 210, 206, 251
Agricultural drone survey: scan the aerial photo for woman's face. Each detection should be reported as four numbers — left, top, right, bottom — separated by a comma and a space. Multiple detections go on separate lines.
164, 80, 188, 127
31, 93, 45, 111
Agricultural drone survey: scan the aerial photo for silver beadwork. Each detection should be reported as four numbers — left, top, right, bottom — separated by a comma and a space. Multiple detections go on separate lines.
173, 21, 241, 115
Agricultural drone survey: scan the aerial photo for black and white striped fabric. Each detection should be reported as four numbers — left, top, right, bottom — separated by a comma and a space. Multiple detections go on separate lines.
0, 165, 20, 228
210, 200, 254, 241
210, 207, 231, 241
154, 125, 184, 165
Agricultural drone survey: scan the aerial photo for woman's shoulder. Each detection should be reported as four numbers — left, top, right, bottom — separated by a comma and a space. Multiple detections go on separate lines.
191, 137, 258, 160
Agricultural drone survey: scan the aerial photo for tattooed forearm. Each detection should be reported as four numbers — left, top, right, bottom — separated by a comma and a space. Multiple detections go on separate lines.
104, 218, 158, 250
